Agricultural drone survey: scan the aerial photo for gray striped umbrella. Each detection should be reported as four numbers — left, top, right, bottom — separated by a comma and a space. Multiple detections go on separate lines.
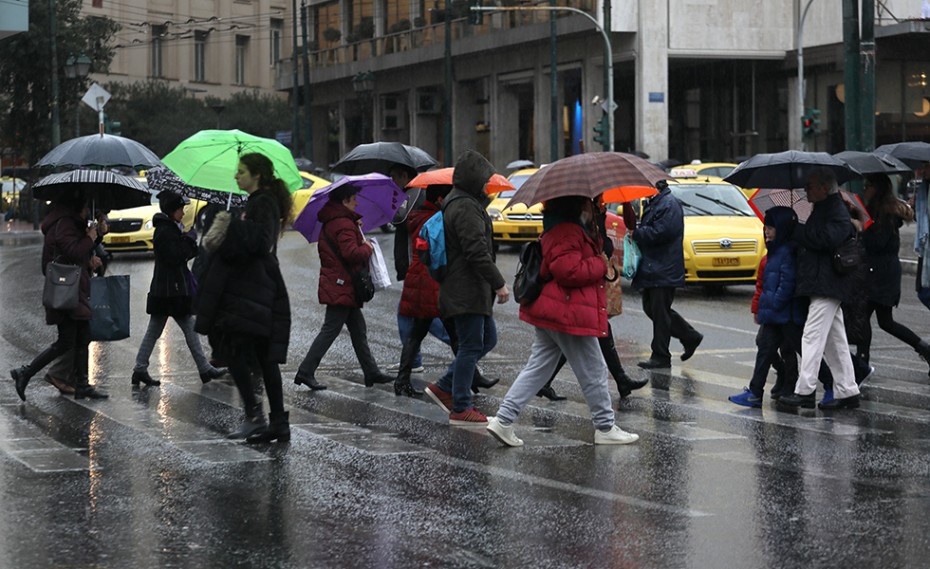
505, 152, 673, 207
36, 133, 162, 170
32, 169, 151, 211
145, 166, 247, 208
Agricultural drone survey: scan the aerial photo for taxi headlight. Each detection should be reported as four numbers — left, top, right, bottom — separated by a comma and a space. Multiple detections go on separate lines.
144, 220, 153, 230
487, 208, 503, 221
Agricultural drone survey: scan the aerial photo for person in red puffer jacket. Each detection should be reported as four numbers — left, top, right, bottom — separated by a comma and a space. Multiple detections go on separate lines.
486, 196, 639, 447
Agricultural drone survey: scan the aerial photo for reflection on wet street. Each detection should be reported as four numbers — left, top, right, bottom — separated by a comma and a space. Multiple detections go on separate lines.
2, 232, 930, 568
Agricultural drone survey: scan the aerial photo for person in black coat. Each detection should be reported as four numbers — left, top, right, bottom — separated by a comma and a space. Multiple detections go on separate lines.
196, 153, 293, 443
859, 174, 930, 373
779, 168, 861, 411
631, 180, 703, 369
131, 191, 226, 387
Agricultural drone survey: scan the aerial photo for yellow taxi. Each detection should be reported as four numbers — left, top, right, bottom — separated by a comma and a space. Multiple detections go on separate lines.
487, 167, 544, 245
668, 180, 764, 286
103, 177, 205, 252
291, 171, 331, 221
669, 162, 756, 199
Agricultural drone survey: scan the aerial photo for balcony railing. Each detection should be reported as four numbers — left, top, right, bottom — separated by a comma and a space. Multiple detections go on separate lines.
276, 0, 595, 84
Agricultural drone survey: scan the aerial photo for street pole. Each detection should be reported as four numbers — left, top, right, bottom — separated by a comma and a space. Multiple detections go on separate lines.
300, 1, 314, 160
443, 0, 453, 163
291, 0, 301, 155
471, 6, 612, 151
797, 0, 815, 151
843, 0, 861, 151
860, 0, 875, 151
549, 0, 559, 162
49, 0, 61, 147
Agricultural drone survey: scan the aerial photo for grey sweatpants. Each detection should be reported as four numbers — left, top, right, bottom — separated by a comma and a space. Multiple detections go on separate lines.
496, 326, 616, 430
134, 314, 210, 374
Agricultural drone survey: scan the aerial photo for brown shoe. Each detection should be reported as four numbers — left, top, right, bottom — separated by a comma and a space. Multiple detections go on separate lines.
44, 373, 75, 395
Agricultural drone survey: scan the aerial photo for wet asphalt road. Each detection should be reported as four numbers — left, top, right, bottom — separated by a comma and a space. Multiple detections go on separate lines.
2, 230, 930, 569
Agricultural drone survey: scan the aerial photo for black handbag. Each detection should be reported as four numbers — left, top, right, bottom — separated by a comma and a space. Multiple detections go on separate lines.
832, 236, 861, 275
323, 232, 375, 304
42, 219, 82, 311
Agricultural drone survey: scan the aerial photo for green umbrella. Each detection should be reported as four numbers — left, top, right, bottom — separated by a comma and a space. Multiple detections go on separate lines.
161, 130, 302, 201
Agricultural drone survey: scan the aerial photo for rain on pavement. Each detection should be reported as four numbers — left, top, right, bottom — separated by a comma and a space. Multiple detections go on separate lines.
2, 226, 930, 568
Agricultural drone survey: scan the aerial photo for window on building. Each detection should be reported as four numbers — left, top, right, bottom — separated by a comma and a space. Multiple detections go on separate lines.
270, 18, 282, 64
194, 31, 208, 82
235, 35, 250, 85
151, 25, 166, 78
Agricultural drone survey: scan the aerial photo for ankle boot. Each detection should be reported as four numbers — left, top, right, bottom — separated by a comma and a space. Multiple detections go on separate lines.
10, 365, 34, 401
471, 369, 500, 393
246, 411, 291, 443
227, 404, 267, 439
131, 370, 161, 387
614, 369, 648, 398
536, 379, 567, 401
394, 376, 424, 398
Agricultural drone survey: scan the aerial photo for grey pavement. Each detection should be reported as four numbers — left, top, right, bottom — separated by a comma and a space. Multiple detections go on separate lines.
2, 231, 930, 568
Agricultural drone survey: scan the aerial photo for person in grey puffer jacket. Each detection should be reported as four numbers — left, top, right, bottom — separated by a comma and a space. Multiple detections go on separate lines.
423, 150, 508, 425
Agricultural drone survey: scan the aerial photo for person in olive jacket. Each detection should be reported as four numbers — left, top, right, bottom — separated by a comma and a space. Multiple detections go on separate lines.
10, 188, 108, 401
293, 183, 394, 390
779, 167, 861, 411
131, 191, 226, 387
631, 180, 703, 369
423, 150, 508, 425
196, 153, 294, 442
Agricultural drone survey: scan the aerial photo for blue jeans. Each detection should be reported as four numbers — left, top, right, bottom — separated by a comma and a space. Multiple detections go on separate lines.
438, 314, 497, 413
397, 313, 451, 367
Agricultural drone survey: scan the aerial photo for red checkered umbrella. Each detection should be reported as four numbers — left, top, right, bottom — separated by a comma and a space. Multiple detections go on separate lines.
748, 187, 872, 229
505, 152, 672, 207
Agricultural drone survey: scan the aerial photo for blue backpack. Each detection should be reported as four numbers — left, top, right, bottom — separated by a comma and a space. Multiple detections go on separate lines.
416, 211, 448, 282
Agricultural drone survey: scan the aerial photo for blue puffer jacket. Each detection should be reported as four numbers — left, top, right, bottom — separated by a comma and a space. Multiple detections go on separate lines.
631, 187, 685, 289
757, 243, 805, 325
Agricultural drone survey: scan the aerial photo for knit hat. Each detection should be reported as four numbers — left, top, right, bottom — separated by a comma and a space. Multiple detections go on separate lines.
157, 191, 187, 214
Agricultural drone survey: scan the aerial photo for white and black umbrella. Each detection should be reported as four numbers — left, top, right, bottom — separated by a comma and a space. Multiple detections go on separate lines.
36, 133, 162, 170
145, 166, 247, 208
32, 170, 151, 211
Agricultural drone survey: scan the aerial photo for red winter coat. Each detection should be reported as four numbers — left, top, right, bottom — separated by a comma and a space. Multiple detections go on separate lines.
751, 255, 766, 315
316, 200, 372, 307
520, 221, 608, 337
399, 201, 441, 319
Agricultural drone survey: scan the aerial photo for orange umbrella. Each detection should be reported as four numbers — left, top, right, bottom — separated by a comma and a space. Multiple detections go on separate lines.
600, 185, 659, 203
407, 167, 514, 194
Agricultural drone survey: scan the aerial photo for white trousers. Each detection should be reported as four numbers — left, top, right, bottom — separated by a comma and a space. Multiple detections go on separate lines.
796, 296, 860, 399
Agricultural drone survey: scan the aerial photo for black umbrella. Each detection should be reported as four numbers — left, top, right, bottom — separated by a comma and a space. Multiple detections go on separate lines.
36, 134, 162, 170
723, 150, 860, 189
332, 142, 437, 175
506, 159, 535, 170
145, 166, 247, 208
32, 170, 152, 211
834, 150, 912, 175
873, 142, 930, 168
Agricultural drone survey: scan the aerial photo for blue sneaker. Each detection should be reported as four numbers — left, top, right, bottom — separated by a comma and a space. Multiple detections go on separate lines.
820, 388, 834, 405
728, 388, 763, 408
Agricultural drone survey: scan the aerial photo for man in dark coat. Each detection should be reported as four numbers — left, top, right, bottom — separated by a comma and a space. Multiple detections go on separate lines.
424, 150, 508, 425
779, 167, 861, 411
631, 181, 703, 369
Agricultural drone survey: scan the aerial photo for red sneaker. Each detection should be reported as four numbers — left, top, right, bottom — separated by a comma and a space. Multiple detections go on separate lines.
449, 407, 488, 426
425, 383, 453, 413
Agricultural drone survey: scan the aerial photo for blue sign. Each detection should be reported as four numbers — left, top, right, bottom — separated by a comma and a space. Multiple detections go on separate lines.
648, 92, 665, 103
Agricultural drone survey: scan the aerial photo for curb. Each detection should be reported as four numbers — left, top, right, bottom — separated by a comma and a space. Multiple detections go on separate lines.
902, 258, 919, 276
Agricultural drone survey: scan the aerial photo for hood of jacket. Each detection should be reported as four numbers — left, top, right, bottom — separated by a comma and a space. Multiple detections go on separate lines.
452, 150, 495, 198
41, 206, 81, 235
318, 199, 362, 225
763, 206, 797, 250
152, 211, 179, 230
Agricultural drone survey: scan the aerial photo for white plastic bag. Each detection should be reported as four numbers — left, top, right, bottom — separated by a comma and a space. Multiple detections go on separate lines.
368, 237, 392, 290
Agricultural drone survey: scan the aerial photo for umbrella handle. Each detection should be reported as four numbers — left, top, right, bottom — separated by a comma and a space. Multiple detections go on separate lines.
226, 192, 233, 211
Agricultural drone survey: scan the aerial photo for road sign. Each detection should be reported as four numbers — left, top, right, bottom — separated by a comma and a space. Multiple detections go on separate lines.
81, 83, 111, 112
600, 100, 618, 114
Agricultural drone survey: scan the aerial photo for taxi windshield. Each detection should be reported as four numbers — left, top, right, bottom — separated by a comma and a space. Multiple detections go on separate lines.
670, 184, 753, 217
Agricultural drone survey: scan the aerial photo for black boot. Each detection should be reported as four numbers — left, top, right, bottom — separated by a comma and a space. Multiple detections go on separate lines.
246, 411, 291, 443
74, 384, 109, 400
614, 369, 648, 398
364, 371, 394, 387
471, 369, 500, 393
536, 379, 567, 401
131, 370, 161, 387
394, 370, 423, 398
227, 404, 267, 439
10, 365, 34, 402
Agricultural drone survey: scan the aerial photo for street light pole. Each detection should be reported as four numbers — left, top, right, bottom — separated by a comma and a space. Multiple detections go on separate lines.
49, 0, 61, 147
472, 6, 613, 151
797, 0, 816, 151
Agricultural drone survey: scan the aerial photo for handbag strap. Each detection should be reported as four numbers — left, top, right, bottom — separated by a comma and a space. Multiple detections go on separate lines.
322, 230, 355, 276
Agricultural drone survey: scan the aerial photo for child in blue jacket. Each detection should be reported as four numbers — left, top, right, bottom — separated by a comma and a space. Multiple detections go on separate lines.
730, 207, 804, 407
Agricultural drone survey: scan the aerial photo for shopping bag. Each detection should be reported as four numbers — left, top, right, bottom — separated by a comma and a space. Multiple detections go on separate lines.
90, 275, 131, 342
622, 233, 641, 279
605, 259, 623, 317
368, 237, 392, 290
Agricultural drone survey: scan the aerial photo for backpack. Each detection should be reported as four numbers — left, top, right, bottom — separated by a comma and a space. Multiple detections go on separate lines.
416, 211, 448, 282
513, 238, 546, 305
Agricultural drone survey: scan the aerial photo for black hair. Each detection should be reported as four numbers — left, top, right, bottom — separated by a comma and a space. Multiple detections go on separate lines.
425, 184, 452, 203
865, 173, 896, 228
543, 195, 588, 219
239, 152, 293, 225
329, 182, 361, 204
55, 187, 86, 212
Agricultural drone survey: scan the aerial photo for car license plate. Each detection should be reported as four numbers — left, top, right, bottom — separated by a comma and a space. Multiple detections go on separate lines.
110, 235, 131, 243
713, 257, 739, 267
517, 226, 538, 234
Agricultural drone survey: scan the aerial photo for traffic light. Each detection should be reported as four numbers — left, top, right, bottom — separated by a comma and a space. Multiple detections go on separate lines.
802, 107, 821, 138
468, 0, 483, 25
593, 115, 609, 149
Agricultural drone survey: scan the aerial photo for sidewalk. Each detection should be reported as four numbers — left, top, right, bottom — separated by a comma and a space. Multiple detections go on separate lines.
0, 219, 43, 244
899, 223, 920, 275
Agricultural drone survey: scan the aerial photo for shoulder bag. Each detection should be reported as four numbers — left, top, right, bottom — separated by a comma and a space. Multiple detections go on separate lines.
832, 236, 861, 275
42, 219, 82, 311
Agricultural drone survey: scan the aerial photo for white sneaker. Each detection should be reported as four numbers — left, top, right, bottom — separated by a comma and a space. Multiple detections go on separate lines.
594, 425, 639, 445
386, 362, 425, 373
487, 417, 524, 447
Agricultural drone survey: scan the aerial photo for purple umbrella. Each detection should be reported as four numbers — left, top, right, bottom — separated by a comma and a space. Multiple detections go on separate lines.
293, 173, 404, 243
